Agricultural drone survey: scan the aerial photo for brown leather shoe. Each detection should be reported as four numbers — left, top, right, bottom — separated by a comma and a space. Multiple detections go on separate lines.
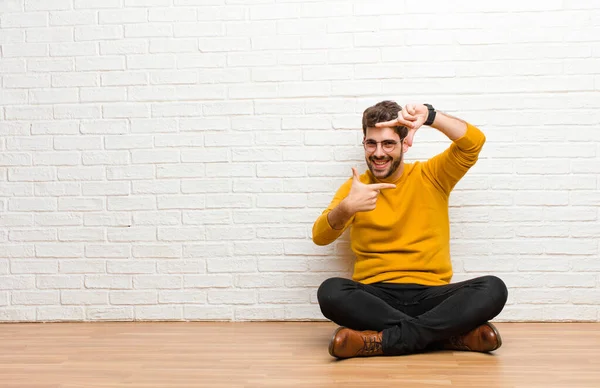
442, 322, 502, 352
328, 327, 384, 359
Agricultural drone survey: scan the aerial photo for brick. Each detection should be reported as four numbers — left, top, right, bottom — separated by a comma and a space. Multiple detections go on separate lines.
159, 290, 206, 304
26, 0, 71, 11
37, 306, 85, 321
207, 257, 256, 273
9, 229, 56, 242
35, 182, 81, 197
107, 227, 156, 242
105, 135, 153, 149
134, 275, 181, 289
84, 213, 132, 227
158, 227, 204, 241
232, 179, 283, 193
0, 214, 34, 227
183, 210, 230, 225
234, 306, 285, 321
12, 291, 59, 305
55, 104, 102, 119
1, 12, 47, 28
75, 26, 122, 41
58, 228, 104, 242
150, 70, 198, 85
103, 103, 149, 118
133, 244, 181, 258
59, 260, 105, 274
149, 7, 197, 21
85, 275, 132, 289
9, 198, 56, 212
177, 53, 226, 69
208, 290, 256, 305
108, 261, 155, 274
157, 195, 205, 210
50, 42, 97, 57
157, 164, 204, 179
184, 306, 232, 320
87, 307, 134, 321
11, 259, 58, 273
110, 290, 157, 305
132, 181, 179, 195
85, 243, 130, 258
61, 290, 108, 305
102, 71, 148, 86
158, 260, 205, 274
2, 43, 48, 58
0, 276, 35, 290
52, 72, 98, 87
258, 257, 308, 272
83, 182, 129, 196
6, 106, 53, 120
0, 308, 36, 322
108, 196, 155, 211
37, 275, 83, 289
50, 10, 96, 26
152, 103, 202, 117
184, 274, 232, 288
183, 243, 229, 259
80, 87, 127, 103
58, 197, 103, 211
130, 118, 177, 133
0, 245, 35, 259
205, 226, 254, 241
107, 166, 154, 180
135, 305, 183, 320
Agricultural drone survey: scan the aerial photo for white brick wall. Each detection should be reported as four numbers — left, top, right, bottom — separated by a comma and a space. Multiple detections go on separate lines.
0, 0, 599, 323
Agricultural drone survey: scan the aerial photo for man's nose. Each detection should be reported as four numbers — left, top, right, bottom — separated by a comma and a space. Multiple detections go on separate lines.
373, 143, 386, 157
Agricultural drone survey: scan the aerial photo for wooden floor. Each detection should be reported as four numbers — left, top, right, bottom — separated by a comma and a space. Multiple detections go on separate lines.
1, 322, 599, 387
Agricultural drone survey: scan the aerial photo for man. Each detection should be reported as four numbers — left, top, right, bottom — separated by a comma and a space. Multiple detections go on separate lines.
312, 101, 508, 359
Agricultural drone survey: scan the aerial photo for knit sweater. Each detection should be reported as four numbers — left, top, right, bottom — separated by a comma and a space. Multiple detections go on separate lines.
312, 123, 486, 286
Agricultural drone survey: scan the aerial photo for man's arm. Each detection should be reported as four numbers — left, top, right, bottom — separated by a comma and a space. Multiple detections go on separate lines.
312, 168, 396, 246
376, 104, 485, 194
429, 111, 468, 142
423, 110, 486, 194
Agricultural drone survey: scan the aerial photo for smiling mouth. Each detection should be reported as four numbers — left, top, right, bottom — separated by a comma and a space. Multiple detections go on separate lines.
371, 159, 390, 170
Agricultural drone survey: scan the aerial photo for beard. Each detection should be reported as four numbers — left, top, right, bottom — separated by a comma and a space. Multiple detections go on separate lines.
366, 152, 402, 180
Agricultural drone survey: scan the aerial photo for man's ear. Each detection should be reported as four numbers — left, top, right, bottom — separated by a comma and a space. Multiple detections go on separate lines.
402, 138, 410, 153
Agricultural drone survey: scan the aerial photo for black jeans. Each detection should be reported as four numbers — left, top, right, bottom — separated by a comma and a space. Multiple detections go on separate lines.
317, 275, 508, 356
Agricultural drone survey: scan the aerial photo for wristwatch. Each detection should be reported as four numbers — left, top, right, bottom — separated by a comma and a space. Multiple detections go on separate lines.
424, 104, 436, 126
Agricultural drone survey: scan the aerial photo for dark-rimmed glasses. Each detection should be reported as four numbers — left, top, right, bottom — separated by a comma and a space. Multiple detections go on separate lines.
362, 139, 399, 153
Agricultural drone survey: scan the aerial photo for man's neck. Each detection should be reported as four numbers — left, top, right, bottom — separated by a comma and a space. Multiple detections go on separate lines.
378, 161, 405, 183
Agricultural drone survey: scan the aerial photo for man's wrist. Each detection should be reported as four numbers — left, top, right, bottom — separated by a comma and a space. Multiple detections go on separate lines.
339, 198, 354, 218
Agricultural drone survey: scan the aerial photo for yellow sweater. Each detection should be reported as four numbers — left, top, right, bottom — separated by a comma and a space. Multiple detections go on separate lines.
312, 123, 486, 286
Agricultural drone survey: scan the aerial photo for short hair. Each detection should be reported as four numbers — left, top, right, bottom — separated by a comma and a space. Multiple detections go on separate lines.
361, 100, 408, 139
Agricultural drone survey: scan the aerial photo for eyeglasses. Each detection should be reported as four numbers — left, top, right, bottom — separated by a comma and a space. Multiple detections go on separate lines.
362, 139, 400, 153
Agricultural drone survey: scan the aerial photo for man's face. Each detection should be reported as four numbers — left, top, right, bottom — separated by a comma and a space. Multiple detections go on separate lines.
364, 126, 405, 181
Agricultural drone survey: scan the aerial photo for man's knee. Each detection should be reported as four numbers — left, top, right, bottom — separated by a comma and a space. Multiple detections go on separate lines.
317, 277, 348, 308
479, 275, 508, 308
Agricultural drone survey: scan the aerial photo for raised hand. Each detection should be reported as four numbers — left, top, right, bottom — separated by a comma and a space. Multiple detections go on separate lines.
375, 103, 428, 147
342, 167, 396, 214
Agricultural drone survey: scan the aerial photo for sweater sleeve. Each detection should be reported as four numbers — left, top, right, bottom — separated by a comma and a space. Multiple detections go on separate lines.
422, 123, 486, 195
311, 178, 354, 246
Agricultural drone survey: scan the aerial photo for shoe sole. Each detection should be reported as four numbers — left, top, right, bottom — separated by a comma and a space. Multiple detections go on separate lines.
328, 327, 345, 358
486, 322, 502, 351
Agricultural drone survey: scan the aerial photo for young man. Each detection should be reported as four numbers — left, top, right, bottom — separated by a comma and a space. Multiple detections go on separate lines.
312, 101, 508, 359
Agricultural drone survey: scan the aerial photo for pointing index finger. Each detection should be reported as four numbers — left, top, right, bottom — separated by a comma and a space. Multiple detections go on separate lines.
369, 183, 396, 190
375, 117, 413, 128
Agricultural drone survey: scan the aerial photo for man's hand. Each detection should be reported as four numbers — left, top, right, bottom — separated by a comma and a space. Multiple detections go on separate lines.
375, 103, 428, 147
342, 168, 396, 214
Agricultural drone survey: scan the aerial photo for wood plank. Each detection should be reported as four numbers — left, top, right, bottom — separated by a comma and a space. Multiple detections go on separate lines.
0, 322, 599, 387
